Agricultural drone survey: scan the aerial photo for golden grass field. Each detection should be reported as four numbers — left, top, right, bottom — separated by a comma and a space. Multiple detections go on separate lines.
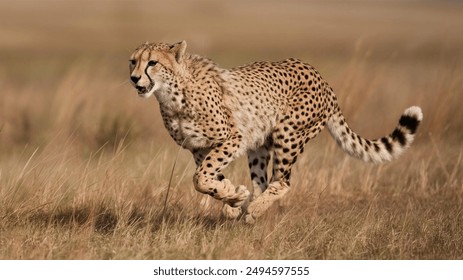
0, 0, 462, 259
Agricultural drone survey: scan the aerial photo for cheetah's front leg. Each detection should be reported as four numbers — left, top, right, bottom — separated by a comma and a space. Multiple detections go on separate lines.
193, 140, 250, 218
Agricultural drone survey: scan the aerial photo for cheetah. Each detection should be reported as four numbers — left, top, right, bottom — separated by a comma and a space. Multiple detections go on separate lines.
129, 41, 423, 224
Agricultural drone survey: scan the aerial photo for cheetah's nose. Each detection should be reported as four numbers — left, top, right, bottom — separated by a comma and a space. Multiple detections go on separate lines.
130, 75, 141, 84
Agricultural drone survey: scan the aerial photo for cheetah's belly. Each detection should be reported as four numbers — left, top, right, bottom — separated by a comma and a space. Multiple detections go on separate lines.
232, 107, 277, 151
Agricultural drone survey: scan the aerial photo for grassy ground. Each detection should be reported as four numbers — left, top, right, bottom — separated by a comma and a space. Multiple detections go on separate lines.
0, 0, 462, 259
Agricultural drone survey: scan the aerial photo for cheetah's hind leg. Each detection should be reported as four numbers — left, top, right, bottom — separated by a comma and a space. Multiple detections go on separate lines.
247, 146, 271, 201
245, 119, 320, 224
221, 145, 271, 219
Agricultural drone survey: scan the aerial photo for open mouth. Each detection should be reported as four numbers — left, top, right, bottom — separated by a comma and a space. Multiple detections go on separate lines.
135, 83, 153, 96
136, 85, 147, 94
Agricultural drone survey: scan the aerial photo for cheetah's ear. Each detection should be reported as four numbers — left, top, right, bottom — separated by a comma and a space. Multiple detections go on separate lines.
170, 40, 187, 63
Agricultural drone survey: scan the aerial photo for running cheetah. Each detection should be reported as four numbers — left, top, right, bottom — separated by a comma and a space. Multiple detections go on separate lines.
129, 41, 423, 224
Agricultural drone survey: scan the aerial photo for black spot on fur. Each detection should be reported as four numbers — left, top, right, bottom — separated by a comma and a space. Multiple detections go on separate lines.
399, 115, 420, 134
381, 137, 393, 153
391, 128, 406, 146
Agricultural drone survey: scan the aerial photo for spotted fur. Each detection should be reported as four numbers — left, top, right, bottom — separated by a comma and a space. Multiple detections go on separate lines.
129, 41, 423, 224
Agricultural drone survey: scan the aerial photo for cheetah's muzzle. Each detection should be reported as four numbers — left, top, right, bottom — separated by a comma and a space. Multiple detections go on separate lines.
135, 85, 147, 94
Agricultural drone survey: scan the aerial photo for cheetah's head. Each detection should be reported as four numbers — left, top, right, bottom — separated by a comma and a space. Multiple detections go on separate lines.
129, 41, 187, 98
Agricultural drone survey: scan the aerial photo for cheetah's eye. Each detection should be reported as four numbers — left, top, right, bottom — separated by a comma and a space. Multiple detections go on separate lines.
148, 60, 158, 67
129, 59, 136, 66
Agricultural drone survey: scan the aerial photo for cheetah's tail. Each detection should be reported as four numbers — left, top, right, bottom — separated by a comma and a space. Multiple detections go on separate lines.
327, 106, 423, 163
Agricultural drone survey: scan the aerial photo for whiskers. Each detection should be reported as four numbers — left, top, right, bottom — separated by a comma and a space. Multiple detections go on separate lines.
116, 79, 132, 89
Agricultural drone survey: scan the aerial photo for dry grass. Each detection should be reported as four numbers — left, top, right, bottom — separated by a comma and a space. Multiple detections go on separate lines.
1, 0, 463, 259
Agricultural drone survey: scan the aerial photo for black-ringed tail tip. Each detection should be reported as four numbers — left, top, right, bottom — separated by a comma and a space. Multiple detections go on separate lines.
327, 106, 423, 164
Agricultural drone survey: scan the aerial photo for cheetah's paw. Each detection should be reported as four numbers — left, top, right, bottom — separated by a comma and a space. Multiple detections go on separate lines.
227, 185, 250, 208
221, 204, 242, 219
244, 213, 256, 225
